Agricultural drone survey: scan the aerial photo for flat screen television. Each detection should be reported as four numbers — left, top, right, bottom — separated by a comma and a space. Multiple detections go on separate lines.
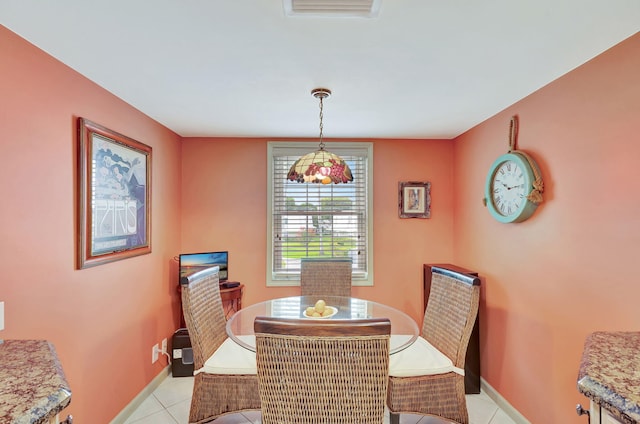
179, 251, 228, 282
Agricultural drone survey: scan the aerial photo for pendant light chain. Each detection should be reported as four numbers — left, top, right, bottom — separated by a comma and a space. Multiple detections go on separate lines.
318, 95, 325, 150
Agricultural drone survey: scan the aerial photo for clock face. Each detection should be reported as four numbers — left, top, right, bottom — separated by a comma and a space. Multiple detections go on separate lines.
491, 160, 526, 217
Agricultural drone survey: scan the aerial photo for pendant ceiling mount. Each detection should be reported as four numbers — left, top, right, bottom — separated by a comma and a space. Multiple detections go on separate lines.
311, 88, 331, 99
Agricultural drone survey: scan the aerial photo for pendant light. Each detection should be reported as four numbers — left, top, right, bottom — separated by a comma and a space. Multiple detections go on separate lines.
287, 88, 354, 184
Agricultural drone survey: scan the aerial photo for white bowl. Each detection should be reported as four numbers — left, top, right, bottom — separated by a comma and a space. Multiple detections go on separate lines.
303, 305, 338, 319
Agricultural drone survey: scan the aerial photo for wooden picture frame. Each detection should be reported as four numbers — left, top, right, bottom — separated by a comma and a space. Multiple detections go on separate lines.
399, 181, 431, 219
77, 118, 152, 269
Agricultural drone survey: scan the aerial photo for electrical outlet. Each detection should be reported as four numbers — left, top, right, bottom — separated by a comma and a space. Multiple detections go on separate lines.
161, 338, 167, 354
152, 344, 159, 363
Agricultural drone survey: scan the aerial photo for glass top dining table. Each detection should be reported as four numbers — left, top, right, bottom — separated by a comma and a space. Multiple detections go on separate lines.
225, 295, 420, 354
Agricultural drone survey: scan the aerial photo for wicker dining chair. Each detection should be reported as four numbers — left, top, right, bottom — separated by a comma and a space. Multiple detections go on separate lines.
180, 266, 261, 423
300, 257, 352, 297
254, 316, 391, 424
387, 267, 480, 424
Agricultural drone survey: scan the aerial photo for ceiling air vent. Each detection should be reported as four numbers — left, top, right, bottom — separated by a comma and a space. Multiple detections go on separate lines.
283, 0, 381, 18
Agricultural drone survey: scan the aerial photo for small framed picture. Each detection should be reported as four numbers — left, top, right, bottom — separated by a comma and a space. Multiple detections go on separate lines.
77, 118, 152, 269
399, 181, 431, 219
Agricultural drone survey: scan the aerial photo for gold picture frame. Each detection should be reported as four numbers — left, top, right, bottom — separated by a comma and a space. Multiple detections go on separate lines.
77, 118, 152, 269
399, 181, 431, 219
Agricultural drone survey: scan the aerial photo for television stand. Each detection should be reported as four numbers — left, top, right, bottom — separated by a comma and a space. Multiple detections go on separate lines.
220, 283, 243, 319
177, 283, 244, 326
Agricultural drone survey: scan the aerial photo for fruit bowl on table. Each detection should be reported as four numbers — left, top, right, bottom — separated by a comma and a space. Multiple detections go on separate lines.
302, 305, 338, 319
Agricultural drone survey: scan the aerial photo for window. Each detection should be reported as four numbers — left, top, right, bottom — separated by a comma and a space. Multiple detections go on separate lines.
267, 142, 373, 286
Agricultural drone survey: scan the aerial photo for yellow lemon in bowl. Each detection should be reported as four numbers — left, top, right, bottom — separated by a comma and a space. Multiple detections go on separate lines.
314, 299, 326, 313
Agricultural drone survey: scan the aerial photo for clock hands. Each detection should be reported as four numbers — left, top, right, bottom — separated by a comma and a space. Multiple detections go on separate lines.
498, 182, 523, 191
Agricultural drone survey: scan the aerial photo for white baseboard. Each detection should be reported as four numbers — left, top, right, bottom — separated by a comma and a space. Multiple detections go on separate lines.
481, 378, 531, 424
109, 366, 171, 424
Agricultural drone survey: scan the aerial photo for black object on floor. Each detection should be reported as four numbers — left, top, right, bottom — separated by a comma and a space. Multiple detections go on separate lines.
172, 328, 194, 377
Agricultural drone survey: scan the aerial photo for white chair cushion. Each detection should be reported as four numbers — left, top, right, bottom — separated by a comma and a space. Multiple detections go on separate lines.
389, 336, 464, 377
195, 336, 257, 375
390, 334, 415, 351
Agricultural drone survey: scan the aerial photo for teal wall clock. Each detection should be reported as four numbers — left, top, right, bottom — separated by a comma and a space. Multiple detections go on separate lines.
484, 116, 544, 223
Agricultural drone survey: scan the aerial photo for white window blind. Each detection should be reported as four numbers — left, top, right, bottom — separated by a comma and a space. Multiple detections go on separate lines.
267, 142, 373, 286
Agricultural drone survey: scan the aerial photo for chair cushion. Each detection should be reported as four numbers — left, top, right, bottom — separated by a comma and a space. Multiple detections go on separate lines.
195, 336, 257, 375
389, 334, 416, 352
389, 336, 464, 377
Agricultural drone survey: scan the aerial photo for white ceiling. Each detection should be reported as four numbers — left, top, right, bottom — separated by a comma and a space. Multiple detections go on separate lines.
1, 1, 639, 139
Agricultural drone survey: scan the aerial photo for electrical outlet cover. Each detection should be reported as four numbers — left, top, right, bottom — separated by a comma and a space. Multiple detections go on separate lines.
152, 344, 159, 363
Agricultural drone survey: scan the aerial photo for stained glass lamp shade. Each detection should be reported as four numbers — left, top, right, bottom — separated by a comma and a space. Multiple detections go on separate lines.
287, 88, 353, 184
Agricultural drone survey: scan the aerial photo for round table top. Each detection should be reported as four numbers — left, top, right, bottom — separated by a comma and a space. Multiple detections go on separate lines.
225, 295, 419, 354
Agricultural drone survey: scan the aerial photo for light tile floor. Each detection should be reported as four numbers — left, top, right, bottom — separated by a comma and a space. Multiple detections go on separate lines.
123, 374, 517, 424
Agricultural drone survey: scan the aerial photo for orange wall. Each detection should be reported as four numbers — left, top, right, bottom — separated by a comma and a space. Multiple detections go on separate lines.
452, 33, 640, 422
1, 26, 183, 422
180, 138, 455, 322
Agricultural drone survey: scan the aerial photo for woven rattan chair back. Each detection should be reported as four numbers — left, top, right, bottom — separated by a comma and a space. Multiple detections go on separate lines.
300, 257, 352, 297
387, 267, 480, 424
180, 266, 260, 423
422, 269, 480, 369
254, 316, 391, 424
180, 266, 227, 370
